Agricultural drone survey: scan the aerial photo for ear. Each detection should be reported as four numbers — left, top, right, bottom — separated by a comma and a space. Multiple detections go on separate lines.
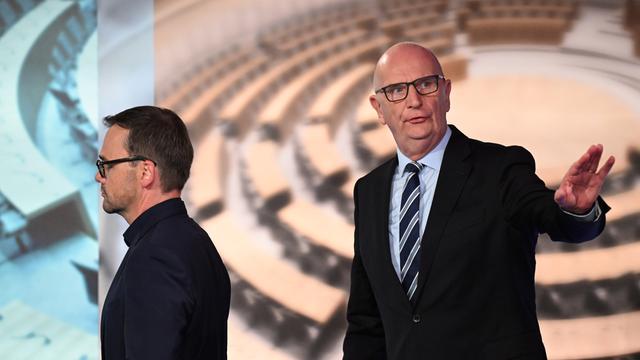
370, 94, 387, 126
443, 79, 452, 113
139, 160, 156, 188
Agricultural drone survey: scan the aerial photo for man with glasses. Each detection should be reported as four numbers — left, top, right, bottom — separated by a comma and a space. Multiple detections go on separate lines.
343, 43, 615, 359
96, 106, 229, 359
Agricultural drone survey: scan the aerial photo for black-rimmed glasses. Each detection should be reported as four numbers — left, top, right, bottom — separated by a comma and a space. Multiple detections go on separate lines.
96, 156, 155, 178
375, 74, 445, 102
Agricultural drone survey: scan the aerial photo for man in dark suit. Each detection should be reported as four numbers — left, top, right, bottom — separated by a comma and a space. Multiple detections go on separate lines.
96, 106, 230, 359
343, 43, 615, 359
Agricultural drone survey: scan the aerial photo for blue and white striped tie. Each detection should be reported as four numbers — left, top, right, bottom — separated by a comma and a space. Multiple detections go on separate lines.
399, 161, 423, 301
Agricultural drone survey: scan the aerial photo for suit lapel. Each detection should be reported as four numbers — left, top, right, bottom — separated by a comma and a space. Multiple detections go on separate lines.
413, 125, 472, 306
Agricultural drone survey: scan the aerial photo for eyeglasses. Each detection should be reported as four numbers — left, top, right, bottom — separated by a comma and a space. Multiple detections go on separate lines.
96, 156, 155, 178
375, 74, 445, 102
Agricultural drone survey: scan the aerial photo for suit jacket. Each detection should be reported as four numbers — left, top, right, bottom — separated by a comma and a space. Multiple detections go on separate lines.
101, 198, 230, 360
343, 125, 608, 360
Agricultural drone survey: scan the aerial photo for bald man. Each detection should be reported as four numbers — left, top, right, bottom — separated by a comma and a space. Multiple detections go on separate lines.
343, 43, 615, 359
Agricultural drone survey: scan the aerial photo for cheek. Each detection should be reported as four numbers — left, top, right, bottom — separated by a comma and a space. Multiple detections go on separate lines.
383, 106, 403, 127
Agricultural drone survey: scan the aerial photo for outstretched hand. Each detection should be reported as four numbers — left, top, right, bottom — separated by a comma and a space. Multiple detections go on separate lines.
554, 144, 615, 214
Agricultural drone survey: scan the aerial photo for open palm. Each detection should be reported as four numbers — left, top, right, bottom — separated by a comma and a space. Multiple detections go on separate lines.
554, 144, 615, 214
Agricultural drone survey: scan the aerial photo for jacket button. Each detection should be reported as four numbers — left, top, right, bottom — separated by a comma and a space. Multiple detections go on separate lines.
412, 314, 421, 323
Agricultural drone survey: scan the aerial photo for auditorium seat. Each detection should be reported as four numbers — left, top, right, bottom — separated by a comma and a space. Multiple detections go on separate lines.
405, 22, 456, 52
219, 29, 371, 137
355, 93, 378, 130
537, 273, 640, 319
0, 0, 89, 229
201, 212, 346, 325
158, 46, 252, 111
178, 55, 268, 127
185, 129, 226, 219
295, 122, 350, 190
258, 2, 368, 53
467, 17, 568, 45
243, 139, 290, 211
461, 0, 577, 45
604, 186, 640, 222
380, 0, 448, 18
624, 0, 640, 30
0, 205, 28, 262
358, 126, 396, 164
228, 316, 294, 360
0, 0, 43, 37
539, 309, 640, 358
340, 175, 359, 200
256, 37, 386, 140
536, 242, 640, 285
277, 199, 354, 260
260, 11, 376, 54
440, 53, 469, 81
304, 63, 374, 125
0, 300, 97, 358
380, 12, 443, 39
239, 135, 351, 285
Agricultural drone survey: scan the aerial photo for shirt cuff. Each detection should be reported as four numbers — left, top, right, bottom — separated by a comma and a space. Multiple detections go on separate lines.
562, 202, 602, 222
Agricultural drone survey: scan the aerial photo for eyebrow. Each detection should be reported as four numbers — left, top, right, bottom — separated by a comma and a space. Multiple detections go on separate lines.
380, 74, 441, 89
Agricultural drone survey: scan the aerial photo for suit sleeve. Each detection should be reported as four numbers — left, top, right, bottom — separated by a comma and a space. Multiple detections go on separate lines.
123, 241, 193, 359
499, 146, 609, 243
343, 180, 387, 359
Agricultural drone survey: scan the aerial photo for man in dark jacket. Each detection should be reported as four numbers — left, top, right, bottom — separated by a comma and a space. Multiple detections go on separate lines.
343, 43, 615, 359
97, 106, 230, 359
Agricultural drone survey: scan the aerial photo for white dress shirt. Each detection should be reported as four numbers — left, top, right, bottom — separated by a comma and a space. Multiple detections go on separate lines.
388, 128, 451, 280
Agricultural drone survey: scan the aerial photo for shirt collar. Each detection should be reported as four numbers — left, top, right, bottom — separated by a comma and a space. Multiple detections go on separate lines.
397, 126, 452, 173
122, 197, 187, 247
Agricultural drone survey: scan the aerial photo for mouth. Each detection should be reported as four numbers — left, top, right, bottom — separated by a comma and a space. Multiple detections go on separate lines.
406, 116, 428, 124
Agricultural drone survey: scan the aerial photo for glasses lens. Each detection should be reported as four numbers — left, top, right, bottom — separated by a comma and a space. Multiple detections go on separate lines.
96, 160, 105, 178
414, 76, 438, 95
385, 83, 408, 102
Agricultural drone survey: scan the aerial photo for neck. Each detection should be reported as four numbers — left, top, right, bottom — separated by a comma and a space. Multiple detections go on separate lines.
122, 189, 181, 224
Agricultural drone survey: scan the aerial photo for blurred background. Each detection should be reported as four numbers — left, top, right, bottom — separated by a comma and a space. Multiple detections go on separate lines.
1, 0, 639, 359
0, 0, 99, 358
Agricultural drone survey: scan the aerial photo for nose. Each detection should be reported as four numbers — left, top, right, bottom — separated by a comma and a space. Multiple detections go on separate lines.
95, 170, 105, 184
405, 84, 423, 108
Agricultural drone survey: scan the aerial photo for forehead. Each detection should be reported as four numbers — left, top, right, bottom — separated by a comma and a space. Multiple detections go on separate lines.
100, 125, 129, 158
378, 48, 441, 86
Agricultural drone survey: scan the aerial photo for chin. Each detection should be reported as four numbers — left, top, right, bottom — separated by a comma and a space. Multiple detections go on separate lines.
102, 203, 122, 214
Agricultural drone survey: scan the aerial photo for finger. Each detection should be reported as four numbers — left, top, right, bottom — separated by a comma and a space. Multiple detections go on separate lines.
596, 155, 615, 180
554, 187, 565, 204
555, 182, 571, 202
588, 144, 603, 173
573, 147, 594, 174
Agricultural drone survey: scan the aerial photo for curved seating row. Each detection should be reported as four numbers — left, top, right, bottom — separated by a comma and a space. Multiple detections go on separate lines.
0, 0, 43, 37
0, 0, 85, 224
257, 2, 370, 52
158, 46, 252, 112
201, 212, 346, 326
539, 310, 640, 359
0, 300, 97, 358
241, 138, 354, 279
536, 272, 640, 319
256, 37, 386, 140
460, 0, 577, 45
219, 28, 372, 137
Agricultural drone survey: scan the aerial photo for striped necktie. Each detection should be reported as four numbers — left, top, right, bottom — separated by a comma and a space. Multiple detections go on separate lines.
399, 161, 423, 301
